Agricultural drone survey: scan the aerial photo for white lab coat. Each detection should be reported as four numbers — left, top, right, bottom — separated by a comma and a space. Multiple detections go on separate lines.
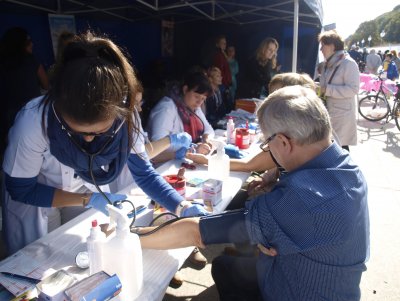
146, 96, 214, 144
1, 96, 144, 254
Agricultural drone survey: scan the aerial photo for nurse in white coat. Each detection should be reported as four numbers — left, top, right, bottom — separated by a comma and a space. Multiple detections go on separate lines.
2, 32, 207, 255
146, 71, 215, 163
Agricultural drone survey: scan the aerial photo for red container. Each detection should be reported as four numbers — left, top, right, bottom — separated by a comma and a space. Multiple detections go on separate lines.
235, 128, 250, 149
163, 175, 186, 197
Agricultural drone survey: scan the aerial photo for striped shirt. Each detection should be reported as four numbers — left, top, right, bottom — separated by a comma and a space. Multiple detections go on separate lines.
245, 142, 370, 301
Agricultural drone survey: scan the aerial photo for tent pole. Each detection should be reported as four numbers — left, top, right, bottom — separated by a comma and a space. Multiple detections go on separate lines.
292, 0, 299, 72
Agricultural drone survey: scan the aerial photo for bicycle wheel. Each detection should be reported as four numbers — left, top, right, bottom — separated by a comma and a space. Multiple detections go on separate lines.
394, 102, 400, 131
358, 94, 390, 121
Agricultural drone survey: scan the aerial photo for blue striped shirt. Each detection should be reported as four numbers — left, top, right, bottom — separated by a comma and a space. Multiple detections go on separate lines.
245, 142, 370, 301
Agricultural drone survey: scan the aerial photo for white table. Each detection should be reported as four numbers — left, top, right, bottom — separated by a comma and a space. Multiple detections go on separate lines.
0, 159, 250, 301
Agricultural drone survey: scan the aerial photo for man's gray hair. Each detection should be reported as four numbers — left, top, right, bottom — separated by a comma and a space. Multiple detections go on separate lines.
257, 86, 332, 145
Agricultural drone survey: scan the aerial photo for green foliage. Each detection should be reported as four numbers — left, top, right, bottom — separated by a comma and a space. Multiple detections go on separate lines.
345, 5, 400, 47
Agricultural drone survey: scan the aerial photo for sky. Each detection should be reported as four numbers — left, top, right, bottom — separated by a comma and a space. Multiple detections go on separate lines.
322, 0, 399, 39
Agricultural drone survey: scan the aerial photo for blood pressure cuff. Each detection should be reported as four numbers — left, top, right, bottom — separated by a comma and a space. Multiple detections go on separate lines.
199, 209, 251, 244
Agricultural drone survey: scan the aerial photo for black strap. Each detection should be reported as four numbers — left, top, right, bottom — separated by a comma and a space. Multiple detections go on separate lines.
328, 64, 340, 84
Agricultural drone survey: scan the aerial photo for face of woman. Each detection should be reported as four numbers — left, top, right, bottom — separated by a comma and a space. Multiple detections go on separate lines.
62, 115, 116, 142
227, 47, 235, 58
262, 43, 277, 60
209, 70, 222, 87
320, 42, 335, 60
182, 86, 208, 111
216, 38, 227, 51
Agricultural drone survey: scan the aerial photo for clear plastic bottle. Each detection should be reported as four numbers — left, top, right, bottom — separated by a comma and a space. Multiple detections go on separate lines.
102, 205, 143, 300
226, 117, 235, 145
208, 142, 230, 181
87, 219, 106, 276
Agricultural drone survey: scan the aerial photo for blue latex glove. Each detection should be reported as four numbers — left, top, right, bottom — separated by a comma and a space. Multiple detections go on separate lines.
85, 192, 127, 216
175, 147, 188, 159
224, 144, 245, 159
181, 204, 209, 217
169, 133, 192, 150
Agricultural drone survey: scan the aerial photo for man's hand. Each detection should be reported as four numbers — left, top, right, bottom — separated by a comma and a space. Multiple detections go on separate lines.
186, 152, 208, 165
257, 244, 278, 256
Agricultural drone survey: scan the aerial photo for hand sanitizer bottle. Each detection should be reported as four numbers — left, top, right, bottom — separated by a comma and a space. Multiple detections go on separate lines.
226, 117, 235, 144
87, 219, 106, 275
102, 205, 143, 300
208, 141, 230, 181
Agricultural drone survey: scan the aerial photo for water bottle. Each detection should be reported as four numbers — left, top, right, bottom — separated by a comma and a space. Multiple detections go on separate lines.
87, 219, 106, 275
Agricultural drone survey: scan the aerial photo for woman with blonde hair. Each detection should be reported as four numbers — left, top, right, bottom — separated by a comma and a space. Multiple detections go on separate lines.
237, 37, 279, 99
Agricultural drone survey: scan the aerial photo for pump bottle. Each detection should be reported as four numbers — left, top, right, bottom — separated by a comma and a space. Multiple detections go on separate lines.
226, 117, 235, 144
87, 219, 106, 276
102, 205, 143, 300
208, 141, 230, 181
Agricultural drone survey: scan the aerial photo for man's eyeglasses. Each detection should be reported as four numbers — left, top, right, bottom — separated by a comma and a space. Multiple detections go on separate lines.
259, 133, 291, 152
51, 102, 125, 156
259, 133, 277, 152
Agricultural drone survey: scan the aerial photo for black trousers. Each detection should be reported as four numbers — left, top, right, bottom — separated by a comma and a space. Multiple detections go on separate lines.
211, 254, 263, 301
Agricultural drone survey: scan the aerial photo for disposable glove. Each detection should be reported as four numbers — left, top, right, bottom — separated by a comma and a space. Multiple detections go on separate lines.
85, 192, 127, 216
181, 203, 209, 217
169, 133, 192, 150
175, 147, 188, 159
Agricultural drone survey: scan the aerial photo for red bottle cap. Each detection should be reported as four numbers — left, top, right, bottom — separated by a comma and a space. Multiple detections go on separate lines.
91, 220, 98, 227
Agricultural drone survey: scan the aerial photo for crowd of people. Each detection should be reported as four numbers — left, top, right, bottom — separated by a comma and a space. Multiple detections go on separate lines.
349, 44, 400, 80
0, 26, 371, 300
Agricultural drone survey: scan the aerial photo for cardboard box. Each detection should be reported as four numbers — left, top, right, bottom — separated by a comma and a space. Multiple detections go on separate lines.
202, 179, 223, 206
235, 98, 262, 113
64, 271, 121, 301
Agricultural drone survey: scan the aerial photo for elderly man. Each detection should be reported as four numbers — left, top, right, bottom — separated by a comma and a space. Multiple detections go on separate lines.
138, 86, 370, 301
366, 49, 382, 75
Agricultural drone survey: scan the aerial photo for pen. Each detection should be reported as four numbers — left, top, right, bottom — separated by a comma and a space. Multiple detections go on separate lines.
0, 271, 41, 284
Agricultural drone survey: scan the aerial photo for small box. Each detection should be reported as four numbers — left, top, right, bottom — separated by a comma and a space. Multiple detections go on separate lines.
64, 271, 121, 301
202, 179, 223, 206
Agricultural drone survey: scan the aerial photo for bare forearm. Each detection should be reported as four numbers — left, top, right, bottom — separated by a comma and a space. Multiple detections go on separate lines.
145, 137, 171, 159
52, 189, 91, 208
139, 218, 205, 249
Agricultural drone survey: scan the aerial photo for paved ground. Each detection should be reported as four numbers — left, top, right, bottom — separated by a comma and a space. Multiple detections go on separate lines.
163, 114, 400, 301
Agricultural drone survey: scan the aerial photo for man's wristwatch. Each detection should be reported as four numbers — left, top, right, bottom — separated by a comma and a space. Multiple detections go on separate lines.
175, 200, 192, 216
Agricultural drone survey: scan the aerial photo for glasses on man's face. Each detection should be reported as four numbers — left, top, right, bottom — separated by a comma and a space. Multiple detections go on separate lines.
259, 133, 277, 152
51, 102, 125, 156
259, 133, 292, 153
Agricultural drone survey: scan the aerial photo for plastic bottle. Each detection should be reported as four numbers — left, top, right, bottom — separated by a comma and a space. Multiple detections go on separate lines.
208, 141, 230, 181
102, 205, 143, 300
87, 219, 106, 276
226, 117, 235, 144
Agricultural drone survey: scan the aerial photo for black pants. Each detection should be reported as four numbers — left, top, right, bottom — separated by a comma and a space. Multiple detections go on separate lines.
211, 254, 262, 301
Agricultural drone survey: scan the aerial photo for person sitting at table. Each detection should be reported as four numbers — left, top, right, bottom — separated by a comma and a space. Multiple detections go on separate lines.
136, 85, 370, 301
146, 69, 215, 163
1, 31, 208, 255
187, 72, 316, 178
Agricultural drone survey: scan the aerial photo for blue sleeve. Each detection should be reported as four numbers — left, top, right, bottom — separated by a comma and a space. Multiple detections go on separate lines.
5, 173, 55, 207
199, 209, 250, 244
127, 153, 182, 212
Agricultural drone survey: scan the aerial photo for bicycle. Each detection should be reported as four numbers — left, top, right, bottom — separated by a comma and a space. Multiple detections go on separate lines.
358, 72, 400, 131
